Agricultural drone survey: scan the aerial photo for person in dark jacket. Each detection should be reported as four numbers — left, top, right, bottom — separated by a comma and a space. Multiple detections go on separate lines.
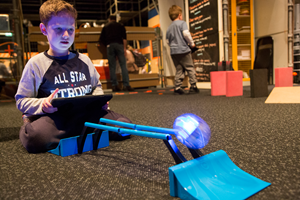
99, 15, 134, 92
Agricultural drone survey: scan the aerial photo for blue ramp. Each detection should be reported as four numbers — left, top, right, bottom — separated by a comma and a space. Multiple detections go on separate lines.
48, 131, 109, 157
169, 150, 271, 200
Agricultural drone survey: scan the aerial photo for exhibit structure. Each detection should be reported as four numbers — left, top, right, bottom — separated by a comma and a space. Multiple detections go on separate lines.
26, 26, 161, 90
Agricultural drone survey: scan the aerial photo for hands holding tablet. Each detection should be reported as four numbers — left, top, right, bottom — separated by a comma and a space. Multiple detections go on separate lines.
42, 88, 59, 113
102, 101, 109, 110
47, 90, 112, 112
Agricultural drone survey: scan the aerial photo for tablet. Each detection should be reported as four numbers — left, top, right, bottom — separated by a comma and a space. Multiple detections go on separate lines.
51, 94, 112, 109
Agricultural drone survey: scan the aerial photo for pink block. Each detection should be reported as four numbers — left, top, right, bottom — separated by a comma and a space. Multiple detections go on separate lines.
275, 67, 293, 87
210, 71, 226, 96
226, 71, 243, 97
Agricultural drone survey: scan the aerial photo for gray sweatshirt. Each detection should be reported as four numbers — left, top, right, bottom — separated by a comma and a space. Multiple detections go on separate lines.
15, 51, 103, 117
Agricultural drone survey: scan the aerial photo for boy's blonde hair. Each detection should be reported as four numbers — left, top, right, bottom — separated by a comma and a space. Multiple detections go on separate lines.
39, 0, 77, 27
169, 5, 182, 21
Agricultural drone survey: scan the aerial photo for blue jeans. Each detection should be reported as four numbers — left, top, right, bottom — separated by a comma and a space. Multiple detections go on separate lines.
107, 43, 130, 87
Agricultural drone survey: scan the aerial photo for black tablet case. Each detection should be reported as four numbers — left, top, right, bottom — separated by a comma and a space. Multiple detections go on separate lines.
51, 94, 112, 110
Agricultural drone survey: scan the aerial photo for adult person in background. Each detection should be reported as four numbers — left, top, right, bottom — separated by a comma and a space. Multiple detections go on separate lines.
99, 15, 134, 92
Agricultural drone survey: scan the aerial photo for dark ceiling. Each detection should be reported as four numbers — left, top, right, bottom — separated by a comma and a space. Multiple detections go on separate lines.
0, 0, 157, 27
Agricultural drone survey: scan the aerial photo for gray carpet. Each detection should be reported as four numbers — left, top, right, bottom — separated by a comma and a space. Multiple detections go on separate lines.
0, 87, 299, 199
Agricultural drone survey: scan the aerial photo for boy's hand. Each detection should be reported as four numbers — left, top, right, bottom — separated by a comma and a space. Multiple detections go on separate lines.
42, 88, 59, 113
102, 101, 109, 110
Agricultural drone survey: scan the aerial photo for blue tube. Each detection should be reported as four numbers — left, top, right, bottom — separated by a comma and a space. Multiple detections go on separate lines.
119, 129, 171, 140
84, 122, 120, 133
100, 118, 136, 129
100, 118, 178, 135
85, 122, 171, 140
135, 124, 177, 135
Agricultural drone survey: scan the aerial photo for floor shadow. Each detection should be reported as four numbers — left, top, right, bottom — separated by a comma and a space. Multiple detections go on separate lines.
0, 127, 20, 142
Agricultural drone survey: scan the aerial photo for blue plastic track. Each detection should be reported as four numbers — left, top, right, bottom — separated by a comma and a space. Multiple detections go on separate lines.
169, 150, 271, 200
48, 131, 109, 157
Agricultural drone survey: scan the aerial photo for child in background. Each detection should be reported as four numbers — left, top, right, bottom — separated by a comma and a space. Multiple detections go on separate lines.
126, 45, 139, 74
166, 5, 199, 95
15, 0, 131, 153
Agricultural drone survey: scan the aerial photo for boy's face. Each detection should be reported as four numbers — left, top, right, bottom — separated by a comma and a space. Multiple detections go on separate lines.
40, 13, 75, 57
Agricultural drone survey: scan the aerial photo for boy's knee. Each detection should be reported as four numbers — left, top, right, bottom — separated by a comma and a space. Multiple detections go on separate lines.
19, 123, 57, 153
19, 123, 41, 153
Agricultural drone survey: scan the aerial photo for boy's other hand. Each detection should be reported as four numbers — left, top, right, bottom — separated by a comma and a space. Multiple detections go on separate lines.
42, 88, 59, 113
102, 101, 109, 110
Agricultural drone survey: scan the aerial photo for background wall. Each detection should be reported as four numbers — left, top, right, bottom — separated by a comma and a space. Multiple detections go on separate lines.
254, 0, 288, 70
185, 0, 223, 64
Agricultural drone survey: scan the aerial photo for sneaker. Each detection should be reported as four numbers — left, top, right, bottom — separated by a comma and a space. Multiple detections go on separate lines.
174, 88, 185, 95
123, 86, 134, 91
189, 85, 200, 93
112, 85, 121, 92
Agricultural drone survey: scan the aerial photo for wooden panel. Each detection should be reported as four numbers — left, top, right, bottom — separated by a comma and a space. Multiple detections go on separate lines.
127, 34, 155, 41
126, 27, 156, 41
101, 73, 159, 89
87, 42, 107, 60
129, 73, 159, 88
265, 87, 300, 103
28, 26, 156, 43
128, 73, 159, 80
74, 42, 87, 49
126, 27, 156, 32
76, 26, 156, 42
28, 26, 41, 33
75, 27, 101, 42
37, 43, 49, 52
28, 27, 47, 42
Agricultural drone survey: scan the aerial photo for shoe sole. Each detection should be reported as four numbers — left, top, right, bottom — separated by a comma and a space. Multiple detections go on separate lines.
174, 91, 185, 95
189, 90, 200, 94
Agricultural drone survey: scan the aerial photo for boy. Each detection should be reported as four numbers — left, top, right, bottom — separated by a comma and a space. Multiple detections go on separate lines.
15, 0, 130, 153
166, 5, 199, 95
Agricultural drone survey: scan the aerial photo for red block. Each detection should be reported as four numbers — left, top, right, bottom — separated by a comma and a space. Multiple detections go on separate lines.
210, 71, 226, 96
275, 67, 293, 87
95, 66, 110, 80
226, 71, 243, 97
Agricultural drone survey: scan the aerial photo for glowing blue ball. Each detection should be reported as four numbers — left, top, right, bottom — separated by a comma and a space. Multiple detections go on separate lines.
173, 113, 211, 149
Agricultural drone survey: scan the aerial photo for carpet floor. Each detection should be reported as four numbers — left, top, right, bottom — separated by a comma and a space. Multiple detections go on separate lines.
0, 86, 299, 199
